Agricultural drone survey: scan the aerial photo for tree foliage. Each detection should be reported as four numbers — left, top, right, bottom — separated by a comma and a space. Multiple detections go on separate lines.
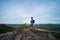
0, 24, 15, 34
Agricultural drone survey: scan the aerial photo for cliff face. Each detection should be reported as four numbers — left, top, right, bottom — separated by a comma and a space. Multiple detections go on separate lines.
0, 29, 57, 40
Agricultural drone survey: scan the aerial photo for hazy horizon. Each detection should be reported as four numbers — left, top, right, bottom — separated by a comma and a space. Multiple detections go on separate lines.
0, 0, 60, 24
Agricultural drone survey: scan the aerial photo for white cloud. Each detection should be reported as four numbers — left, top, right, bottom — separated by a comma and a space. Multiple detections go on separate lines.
1, 0, 59, 24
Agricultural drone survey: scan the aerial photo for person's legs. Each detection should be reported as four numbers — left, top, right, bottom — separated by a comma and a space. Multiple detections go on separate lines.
30, 23, 33, 27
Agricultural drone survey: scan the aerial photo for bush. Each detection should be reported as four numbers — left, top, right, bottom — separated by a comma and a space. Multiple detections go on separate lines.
0, 24, 15, 34
52, 32, 60, 39
19, 24, 30, 30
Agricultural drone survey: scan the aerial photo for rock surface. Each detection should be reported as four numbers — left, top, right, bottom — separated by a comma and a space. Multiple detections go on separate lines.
0, 29, 57, 40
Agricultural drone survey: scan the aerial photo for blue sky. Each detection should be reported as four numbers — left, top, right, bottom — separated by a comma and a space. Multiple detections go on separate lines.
0, 0, 60, 24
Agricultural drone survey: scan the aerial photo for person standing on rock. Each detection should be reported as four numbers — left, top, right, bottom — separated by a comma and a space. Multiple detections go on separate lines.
30, 17, 35, 27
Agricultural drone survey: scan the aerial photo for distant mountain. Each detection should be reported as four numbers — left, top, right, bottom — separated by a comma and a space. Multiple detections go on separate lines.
33, 24, 60, 31
5, 24, 60, 27
4, 24, 60, 31
5, 24, 21, 27
34, 24, 60, 27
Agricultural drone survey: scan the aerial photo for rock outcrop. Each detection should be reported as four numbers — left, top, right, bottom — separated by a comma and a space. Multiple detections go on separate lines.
0, 29, 57, 40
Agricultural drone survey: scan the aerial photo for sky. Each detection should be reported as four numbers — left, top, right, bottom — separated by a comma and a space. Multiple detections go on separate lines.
0, 0, 60, 24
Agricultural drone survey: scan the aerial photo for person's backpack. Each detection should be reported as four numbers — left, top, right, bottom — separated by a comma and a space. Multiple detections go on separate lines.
33, 20, 35, 23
